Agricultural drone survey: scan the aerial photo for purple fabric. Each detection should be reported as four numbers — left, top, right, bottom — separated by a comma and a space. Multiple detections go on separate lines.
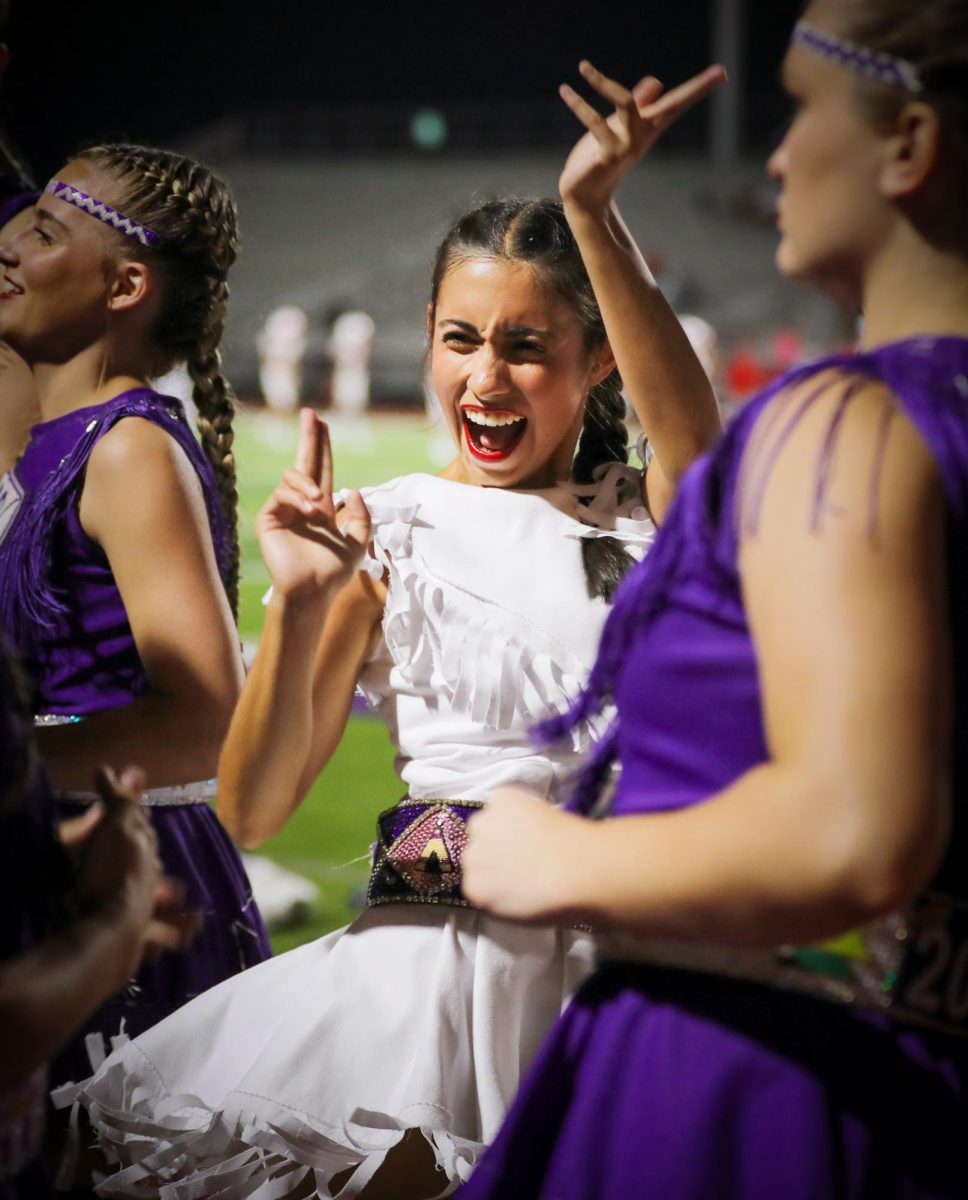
461, 337, 968, 1199
0, 390, 231, 715
0, 391, 270, 1086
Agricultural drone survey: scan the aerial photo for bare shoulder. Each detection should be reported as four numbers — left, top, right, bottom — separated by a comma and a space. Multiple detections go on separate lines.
82, 417, 206, 542
741, 367, 942, 547
85, 420, 202, 499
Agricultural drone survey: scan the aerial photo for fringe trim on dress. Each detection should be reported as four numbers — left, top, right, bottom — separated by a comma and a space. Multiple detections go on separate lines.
55, 1037, 479, 1198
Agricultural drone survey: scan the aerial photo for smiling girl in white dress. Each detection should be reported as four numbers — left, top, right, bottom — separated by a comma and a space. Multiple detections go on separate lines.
68, 63, 724, 1199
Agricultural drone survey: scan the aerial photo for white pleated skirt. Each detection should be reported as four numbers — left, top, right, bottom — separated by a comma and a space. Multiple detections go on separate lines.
72, 905, 595, 1198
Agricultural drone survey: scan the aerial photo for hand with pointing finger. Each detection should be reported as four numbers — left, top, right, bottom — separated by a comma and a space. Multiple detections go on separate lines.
255, 408, 372, 601
559, 60, 727, 215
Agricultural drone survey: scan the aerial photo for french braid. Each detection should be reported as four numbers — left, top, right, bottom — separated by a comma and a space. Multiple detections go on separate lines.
572, 375, 636, 601
430, 197, 635, 601
840, 0, 968, 230
76, 144, 241, 617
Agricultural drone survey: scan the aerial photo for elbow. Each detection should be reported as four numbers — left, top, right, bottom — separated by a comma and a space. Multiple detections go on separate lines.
824, 792, 949, 926
215, 786, 271, 850
227, 822, 269, 852
215, 769, 289, 850
217, 808, 269, 850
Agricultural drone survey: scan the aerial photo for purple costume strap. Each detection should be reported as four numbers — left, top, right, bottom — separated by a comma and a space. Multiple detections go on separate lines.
542, 337, 968, 813
0, 390, 230, 652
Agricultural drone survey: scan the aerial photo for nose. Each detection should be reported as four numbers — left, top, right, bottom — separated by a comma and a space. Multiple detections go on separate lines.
470, 346, 512, 400
767, 131, 789, 182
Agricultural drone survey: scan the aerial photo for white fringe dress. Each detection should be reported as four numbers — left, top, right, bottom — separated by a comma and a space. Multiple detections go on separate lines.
62, 470, 654, 1199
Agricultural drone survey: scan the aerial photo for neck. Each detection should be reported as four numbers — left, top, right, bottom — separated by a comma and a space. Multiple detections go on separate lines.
32, 346, 151, 422
34, 348, 150, 422
858, 228, 968, 349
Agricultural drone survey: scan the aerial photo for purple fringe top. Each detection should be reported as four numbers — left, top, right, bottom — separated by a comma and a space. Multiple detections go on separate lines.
0, 390, 230, 716
538, 337, 968, 823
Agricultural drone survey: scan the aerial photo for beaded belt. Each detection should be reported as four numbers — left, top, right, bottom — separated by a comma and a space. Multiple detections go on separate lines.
596, 890, 968, 1040
366, 798, 484, 909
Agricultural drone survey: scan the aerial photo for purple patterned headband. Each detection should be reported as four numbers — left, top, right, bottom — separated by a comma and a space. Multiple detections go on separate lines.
43, 179, 162, 248
792, 20, 923, 94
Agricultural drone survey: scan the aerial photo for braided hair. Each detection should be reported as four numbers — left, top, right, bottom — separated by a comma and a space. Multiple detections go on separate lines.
839, 0, 968, 233
76, 143, 241, 617
430, 197, 636, 601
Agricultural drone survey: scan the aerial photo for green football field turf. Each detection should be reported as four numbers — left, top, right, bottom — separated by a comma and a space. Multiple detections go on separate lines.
232, 409, 440, 952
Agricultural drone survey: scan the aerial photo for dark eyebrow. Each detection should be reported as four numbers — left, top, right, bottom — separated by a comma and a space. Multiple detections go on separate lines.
505, 325, 553, 338
33, 205, 69, 232
439, 318, 554, 338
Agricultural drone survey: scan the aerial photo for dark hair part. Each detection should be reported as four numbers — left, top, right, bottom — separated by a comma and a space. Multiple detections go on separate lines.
837, 0, 968, 230
77, 143, 241, 617
430, 196, 635, 602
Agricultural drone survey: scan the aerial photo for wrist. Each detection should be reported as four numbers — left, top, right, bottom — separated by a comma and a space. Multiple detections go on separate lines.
561, 196, 616, 228
268, 584, 338, 627
542, 809, 601, 921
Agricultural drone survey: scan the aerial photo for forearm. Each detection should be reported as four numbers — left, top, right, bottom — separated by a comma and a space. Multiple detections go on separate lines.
0, 911, 140, 1087
564, 200, 720, 475
217, 590, 333, 847
557, 762, 944, 947
35, 688, 235, 792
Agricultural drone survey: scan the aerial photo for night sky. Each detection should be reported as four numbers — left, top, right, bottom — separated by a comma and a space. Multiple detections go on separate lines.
4, 0, 804, 177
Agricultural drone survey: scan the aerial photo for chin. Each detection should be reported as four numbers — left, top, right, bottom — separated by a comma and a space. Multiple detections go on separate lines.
775, 247, 862, 312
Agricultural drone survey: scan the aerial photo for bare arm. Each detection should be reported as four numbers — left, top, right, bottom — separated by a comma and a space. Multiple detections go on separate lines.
217, 411, 381, 848
34, 418, 245, 790
0, 768, 197, 1087
559, 63, 726, 523
464, 378, 951, 945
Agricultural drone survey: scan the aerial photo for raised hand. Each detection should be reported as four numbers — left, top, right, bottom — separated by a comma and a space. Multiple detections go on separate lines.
559, 60, 726, 214
256, 408, 372, 601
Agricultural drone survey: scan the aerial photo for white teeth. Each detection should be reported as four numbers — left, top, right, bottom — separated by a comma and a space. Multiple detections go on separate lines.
464, 410, 525, 428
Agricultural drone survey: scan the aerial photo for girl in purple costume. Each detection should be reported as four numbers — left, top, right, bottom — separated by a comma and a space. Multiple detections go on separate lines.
0, 144, 269, 1085
461, 1, 968, 1196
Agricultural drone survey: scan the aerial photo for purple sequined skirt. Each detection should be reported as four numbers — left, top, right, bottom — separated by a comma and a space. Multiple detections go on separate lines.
51, 799, 270, 1088
460, 962, 968, 1200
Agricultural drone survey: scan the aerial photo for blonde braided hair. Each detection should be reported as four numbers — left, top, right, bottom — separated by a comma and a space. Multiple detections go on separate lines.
77, 144, 241, 617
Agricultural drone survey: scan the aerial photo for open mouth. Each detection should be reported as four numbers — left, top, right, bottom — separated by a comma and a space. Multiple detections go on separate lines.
0, 278, 23, 301
461, 406, 527, 461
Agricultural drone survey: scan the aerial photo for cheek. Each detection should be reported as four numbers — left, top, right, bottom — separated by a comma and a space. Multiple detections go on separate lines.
430, 356, 460, 405
528, 373, 587, 441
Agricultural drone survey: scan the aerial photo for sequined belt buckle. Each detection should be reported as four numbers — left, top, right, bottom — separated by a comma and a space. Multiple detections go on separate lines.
598, 889, 968, 1040
366, 799, 484, 909
890, 891, 968, 1036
